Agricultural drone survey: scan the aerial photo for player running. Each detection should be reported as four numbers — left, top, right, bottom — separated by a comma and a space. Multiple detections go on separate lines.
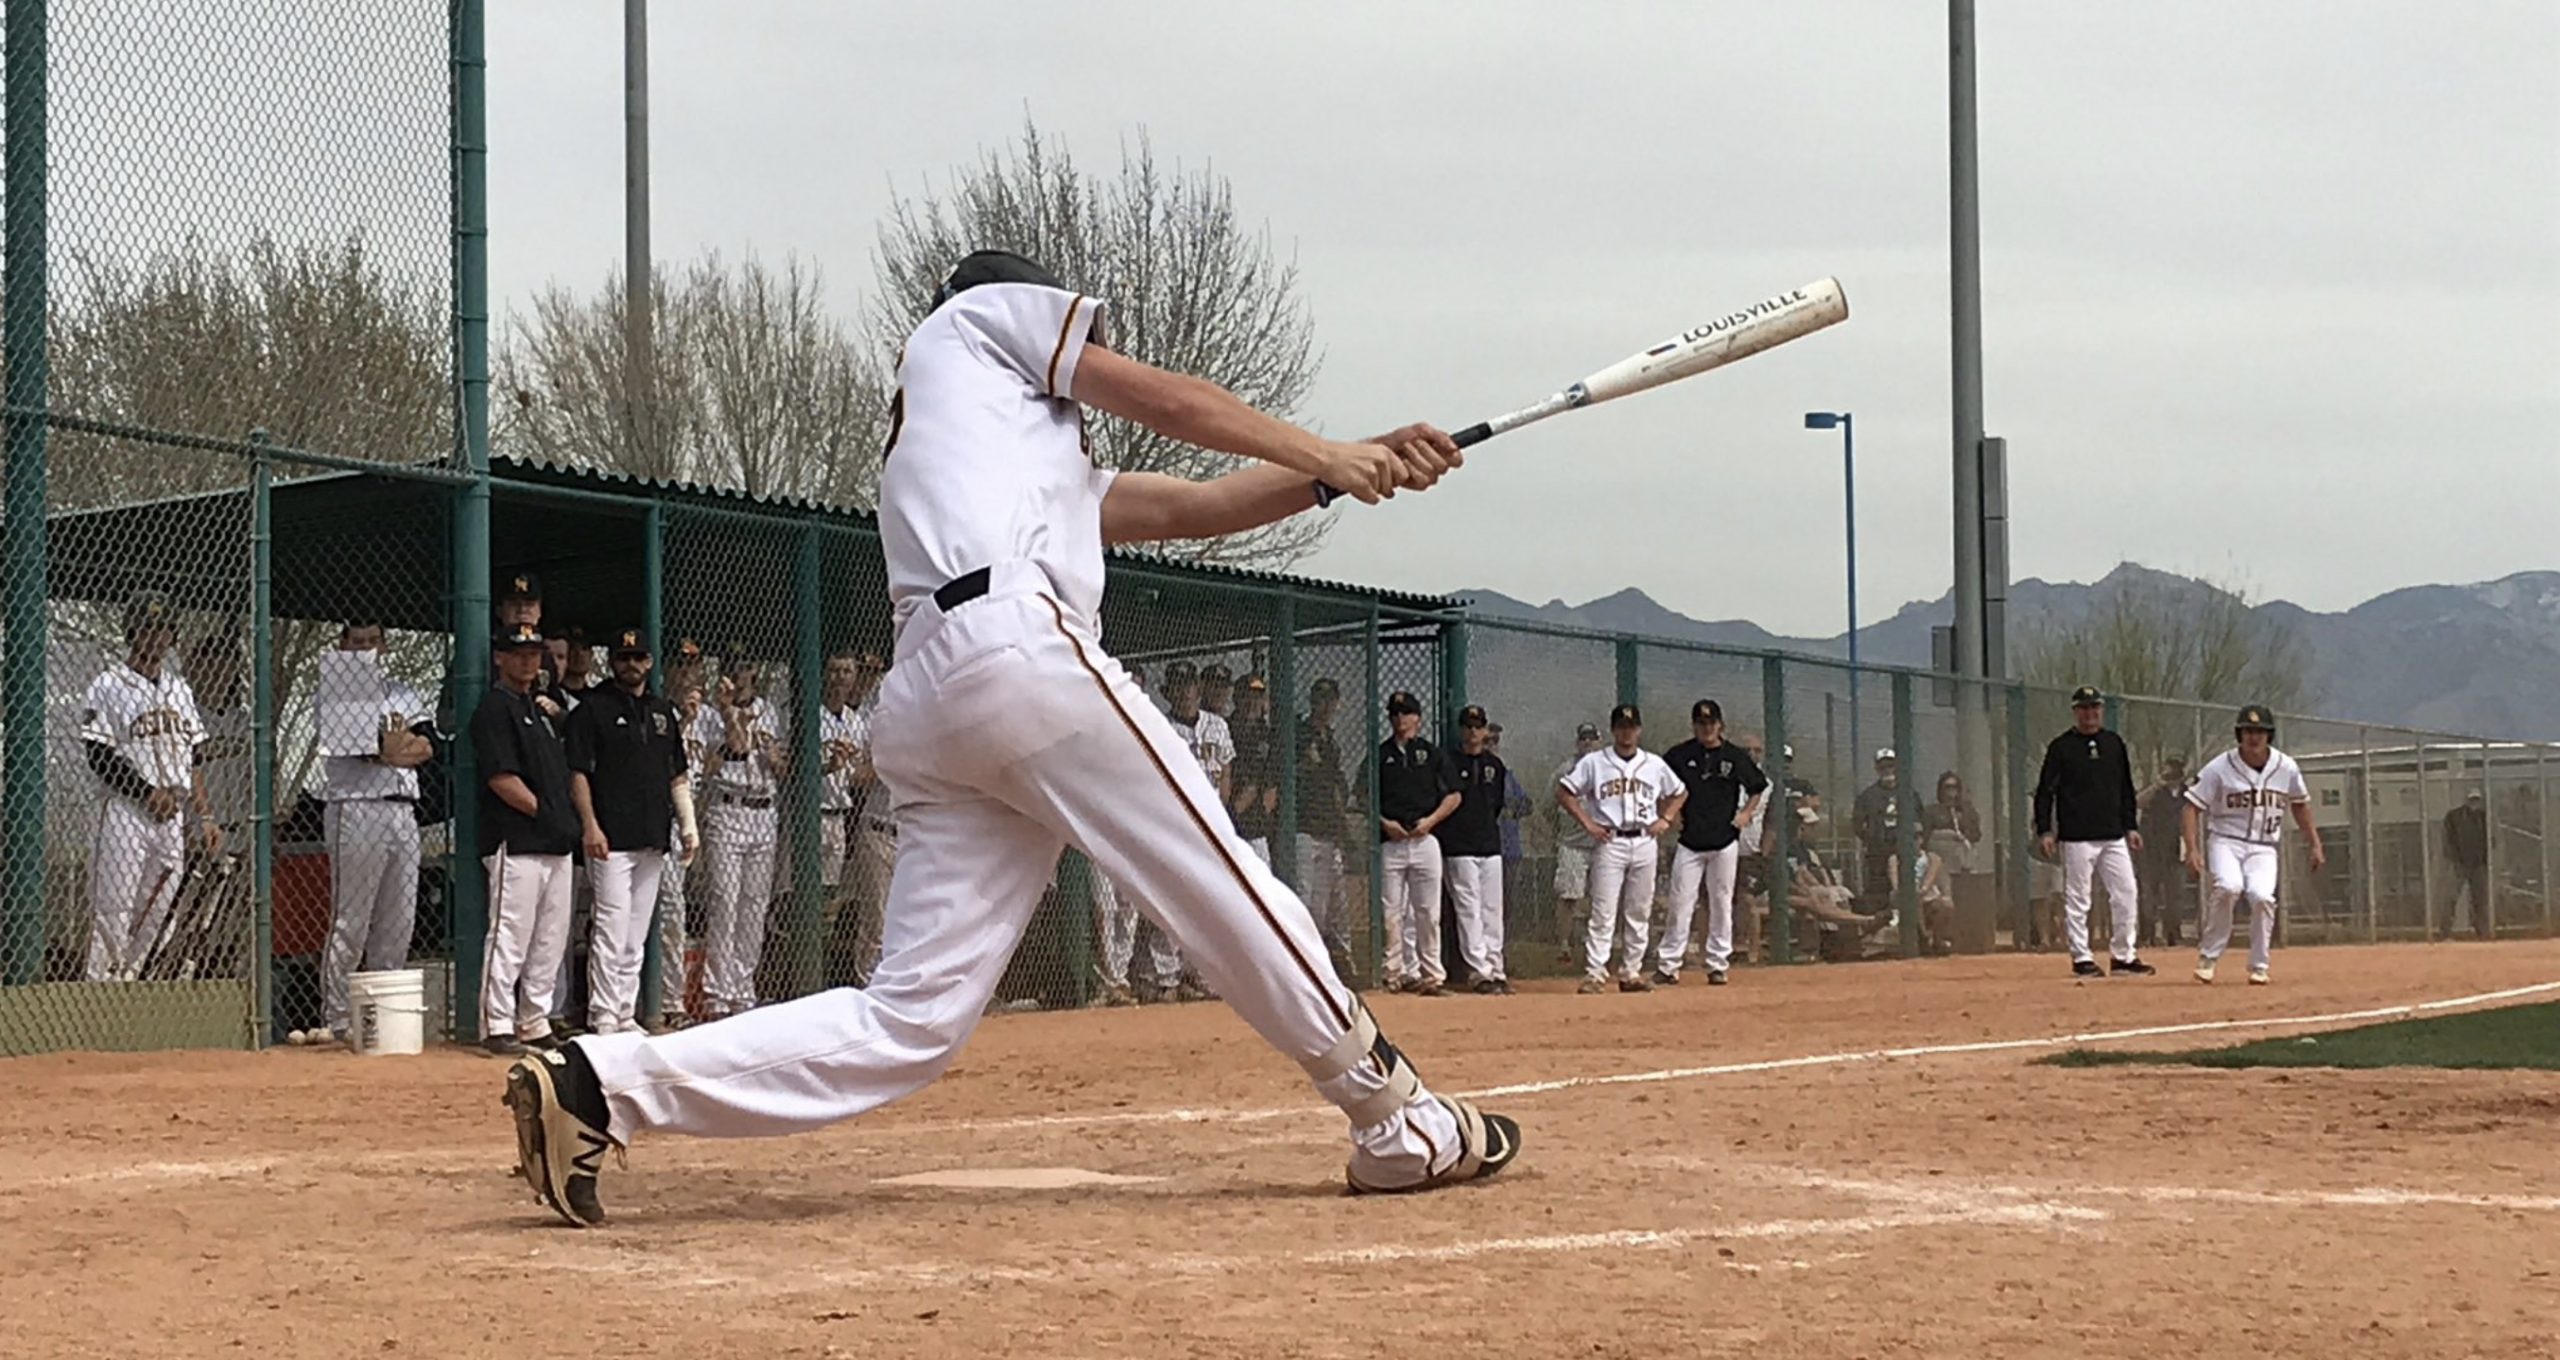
499, 250, 1520, 1226
2183, 704, 2325, 985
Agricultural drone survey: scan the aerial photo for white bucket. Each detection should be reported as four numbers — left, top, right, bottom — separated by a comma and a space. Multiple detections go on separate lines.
347, 968, 428, 1057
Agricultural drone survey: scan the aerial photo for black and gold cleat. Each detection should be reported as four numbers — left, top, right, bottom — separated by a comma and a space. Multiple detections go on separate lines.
502, 1046, 620, 1228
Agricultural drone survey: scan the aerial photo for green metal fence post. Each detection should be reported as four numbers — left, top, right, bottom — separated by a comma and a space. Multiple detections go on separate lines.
248, 435, 276, 1046
2416, 738, 2437, 940
2480, 744, 2496, 940
2355, 730, 2376, 943
1363, 600, 1384, 984
446, 0, 493, 1038
2005, 682, 2032, 949
2540, 744, 2554, 939
636, 503, 666, 1016
1892, 671, 1920, 959
787, 523, 824, 996
1441, 617, 1469, 726
1762, 656, 1793, 964
0, 0, 47, 987
1615, 636, 1640, 710
1271, 593, 1299, 888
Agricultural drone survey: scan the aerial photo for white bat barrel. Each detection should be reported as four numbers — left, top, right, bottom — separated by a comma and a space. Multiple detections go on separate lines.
1577, 278, 1848, 404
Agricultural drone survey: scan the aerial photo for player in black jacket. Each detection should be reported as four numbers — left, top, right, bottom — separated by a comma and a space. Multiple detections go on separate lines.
1437, 705, 1513, 994
2033, 686, 2153, 978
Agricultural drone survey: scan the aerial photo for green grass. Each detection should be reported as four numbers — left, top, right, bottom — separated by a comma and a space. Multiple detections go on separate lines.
2042, 1001, 2560, 1072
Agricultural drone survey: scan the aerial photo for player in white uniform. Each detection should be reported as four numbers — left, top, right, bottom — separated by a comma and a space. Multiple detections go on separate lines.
316, 622, 436, 1042
502, 249, 1517, 1225
691, 655, 788, 1018
2182, 704, 2324, 985
1556, 703, 1687, 994
80, 595, 221, 982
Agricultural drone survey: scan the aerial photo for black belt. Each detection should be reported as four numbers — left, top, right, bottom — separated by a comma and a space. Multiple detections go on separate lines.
1608, 827, 1652, 838
934, 566, 991, 613
713, 790, 774, 810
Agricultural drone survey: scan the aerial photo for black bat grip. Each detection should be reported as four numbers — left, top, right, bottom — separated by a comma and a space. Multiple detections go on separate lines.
1311, 421, 1496, 506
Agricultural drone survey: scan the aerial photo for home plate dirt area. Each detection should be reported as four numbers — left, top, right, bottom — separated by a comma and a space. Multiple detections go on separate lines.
7, 943, 2560, 1359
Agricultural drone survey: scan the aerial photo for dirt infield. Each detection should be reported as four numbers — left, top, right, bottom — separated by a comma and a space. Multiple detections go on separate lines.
8, 942, 2560, 1359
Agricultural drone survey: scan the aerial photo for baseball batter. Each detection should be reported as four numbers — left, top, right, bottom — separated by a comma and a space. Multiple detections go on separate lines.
502, 249, 1518, 1226
1556, 703, 1685, 994
2182, 704, 2323, 985
80, 594, 221, 982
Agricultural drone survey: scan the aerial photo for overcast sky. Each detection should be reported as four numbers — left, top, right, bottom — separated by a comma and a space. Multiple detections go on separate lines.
485, 1, 2559, 638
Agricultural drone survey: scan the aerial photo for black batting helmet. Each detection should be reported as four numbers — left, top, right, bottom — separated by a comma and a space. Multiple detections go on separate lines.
933, 249, 1066, 308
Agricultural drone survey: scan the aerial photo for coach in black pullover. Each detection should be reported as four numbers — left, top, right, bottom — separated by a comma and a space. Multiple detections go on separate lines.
2033, 686, 2152, 976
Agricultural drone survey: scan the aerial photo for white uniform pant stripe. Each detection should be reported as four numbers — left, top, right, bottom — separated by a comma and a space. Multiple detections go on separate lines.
1658, 842, 1738, 976
2060, 838, 2140, 964
1444, 853, 1505, 982
587, 848, 668, 1033
1381, 837, 1445, 986
2199, 838, 2280, 972
576, 591, 1463, 1190
482, 849, 574, 1039
322, 799, 422, 1031
1583, 835, 1659, 981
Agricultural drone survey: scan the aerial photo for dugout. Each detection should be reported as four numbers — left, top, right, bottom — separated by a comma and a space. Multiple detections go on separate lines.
12, 455, 1459, 1053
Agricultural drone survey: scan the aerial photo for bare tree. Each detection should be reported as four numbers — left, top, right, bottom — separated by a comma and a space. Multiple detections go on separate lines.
47, 234, 450, 509
497, 250, 889, 505
2019, 571, 2316, 755
870, 116, 1328, 568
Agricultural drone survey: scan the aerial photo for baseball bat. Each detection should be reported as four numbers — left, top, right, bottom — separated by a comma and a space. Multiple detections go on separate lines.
1313, 277, 1848, 506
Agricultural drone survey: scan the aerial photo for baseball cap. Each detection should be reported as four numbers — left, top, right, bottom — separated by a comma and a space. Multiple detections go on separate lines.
1609, 702, 1642, 729
1691, 698, 1724, 725
2234, 703, 2276, 732
1311, 676, 1340, 698
1576, 722, 1601, 742
1458, 704, 1489, 728
495, 622, 545, 651
1875, 747, 1898, 764
1165, 660, 1199, 687
609, 627, 651, 656
2070, 685, 2104, 707
1385, 690, 1423, 717
2466, 789, 2485, 802
498, 571, 542, 603
1240, 672, 1269, 693
124, 591, 175, 639
1201, 663, 1233, 686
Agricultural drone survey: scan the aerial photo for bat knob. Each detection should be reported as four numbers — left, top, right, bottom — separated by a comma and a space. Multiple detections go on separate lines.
1311, 481, 1342, 508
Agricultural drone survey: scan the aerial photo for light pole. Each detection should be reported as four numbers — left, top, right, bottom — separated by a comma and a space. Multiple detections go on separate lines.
1805, 411, 1858, 768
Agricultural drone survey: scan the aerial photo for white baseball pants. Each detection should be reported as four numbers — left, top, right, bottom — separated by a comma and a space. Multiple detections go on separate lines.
2061, 838, 2140, 965
1293, 834, 1346, 941
576, 574, 1462, 1189
1094, 873, 1182, 991
651, 839, 689, 1023
85, 798, 186, 982
1381, 836, 1445, 986
482, 848, 573, 1040
1583, 834, 1659, 981
1658, 842, 1739, 976
586, 848, 669, 1034
699, 801, 777, 1015
2199, 838, 2280, 973
1445, 853, 1505, 982
321, 799, 421, 1030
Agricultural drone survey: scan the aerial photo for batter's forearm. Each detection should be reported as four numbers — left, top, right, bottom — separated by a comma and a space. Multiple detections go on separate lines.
1080, 357, 1330, 480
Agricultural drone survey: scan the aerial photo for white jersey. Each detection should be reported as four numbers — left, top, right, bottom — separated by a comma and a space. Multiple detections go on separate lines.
880, 282, 1117, 639
79, 661, 205, 790
1558, 746, 1682, 833
1164, 708, 1235, 780
2184, 747, 2309, 845
321, 680, 432, 802
693, 703, 782, 799
819, 703, 869, 813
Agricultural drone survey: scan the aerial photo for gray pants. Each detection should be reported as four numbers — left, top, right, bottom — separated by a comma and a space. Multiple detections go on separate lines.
653, 847, 689, 1023
322, 798, 420, 1032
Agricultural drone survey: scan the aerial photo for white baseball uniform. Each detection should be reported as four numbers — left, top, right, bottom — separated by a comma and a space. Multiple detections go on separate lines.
318, 675, 432, 1034
79, 661, 206, 982
651, 706, 711, 1025
2186, 746, 2309, 976
572, 280, 1464, 1189
693, 700, 782, 1016
1559, 745, 1684, 983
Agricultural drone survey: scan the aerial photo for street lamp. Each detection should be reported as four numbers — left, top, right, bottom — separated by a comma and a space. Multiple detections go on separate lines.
1804, 411, 1859, 771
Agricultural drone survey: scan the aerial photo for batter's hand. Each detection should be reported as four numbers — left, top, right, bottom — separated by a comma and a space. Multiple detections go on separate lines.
1367, 423, 1464, 491
145, 786, 180, 822
1315, 440, 1398, 504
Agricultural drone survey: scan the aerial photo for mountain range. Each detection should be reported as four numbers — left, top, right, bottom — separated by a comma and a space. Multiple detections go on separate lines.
1459, 564, 2560, 741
